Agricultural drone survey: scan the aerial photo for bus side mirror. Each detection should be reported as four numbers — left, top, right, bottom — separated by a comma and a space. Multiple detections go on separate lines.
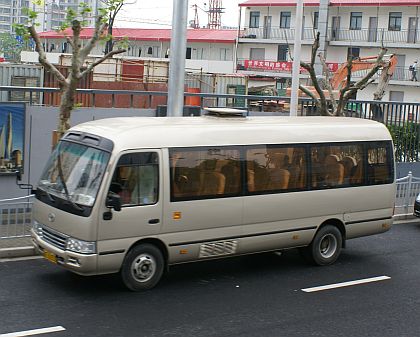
106, 192, 122, 212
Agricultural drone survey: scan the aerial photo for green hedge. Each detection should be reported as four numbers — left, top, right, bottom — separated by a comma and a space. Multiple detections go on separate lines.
387, 123, 420, 162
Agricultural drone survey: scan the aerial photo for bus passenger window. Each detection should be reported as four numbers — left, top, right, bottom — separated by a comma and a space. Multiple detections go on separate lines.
246, 145, 306, 193
109, 152, 159, 206
367, 143, 393, 184
311, 144, 364, 188
170, 147, 241, 201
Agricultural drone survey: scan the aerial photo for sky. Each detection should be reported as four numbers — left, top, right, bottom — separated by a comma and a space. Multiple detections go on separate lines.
115, 0, 242, 29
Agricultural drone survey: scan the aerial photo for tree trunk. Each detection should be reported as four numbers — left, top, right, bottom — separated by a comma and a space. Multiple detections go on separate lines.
57, 80, 77, 138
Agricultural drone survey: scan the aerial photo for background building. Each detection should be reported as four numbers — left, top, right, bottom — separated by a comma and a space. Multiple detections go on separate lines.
236, 0, 420, 102
0, 0, 30, 33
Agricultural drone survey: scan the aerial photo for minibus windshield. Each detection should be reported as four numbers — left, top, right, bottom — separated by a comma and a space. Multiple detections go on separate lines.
38, 141, 110, 207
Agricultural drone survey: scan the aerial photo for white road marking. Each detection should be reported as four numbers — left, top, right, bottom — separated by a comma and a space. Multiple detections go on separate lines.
302, 276, 391, 293
0, 326, 65, 337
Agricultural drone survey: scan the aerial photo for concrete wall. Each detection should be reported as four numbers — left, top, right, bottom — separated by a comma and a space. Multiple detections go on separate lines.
0, 106, 155, 200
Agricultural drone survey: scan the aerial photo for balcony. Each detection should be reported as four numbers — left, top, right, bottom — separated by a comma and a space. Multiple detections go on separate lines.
352, 66, 420, 84
240, 27, 318, 43
329, 28, 420, 47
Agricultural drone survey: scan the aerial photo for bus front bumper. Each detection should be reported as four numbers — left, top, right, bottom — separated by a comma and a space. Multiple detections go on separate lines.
32, 230, 98, 276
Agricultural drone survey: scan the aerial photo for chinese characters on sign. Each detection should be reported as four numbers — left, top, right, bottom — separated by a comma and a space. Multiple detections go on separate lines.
244, 60, 339, 72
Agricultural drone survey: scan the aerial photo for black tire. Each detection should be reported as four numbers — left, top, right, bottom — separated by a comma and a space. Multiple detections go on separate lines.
300, 225, 343, 266
121, 243, 164, 291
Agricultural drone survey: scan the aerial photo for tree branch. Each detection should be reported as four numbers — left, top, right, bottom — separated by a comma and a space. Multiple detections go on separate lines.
79, 48, 126, 79
79, 16, 107, 60
28, 25, 67, 85
318, 52, 337, 112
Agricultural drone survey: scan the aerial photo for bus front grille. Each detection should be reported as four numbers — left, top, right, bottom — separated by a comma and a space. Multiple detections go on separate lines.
42, 227, 67, 250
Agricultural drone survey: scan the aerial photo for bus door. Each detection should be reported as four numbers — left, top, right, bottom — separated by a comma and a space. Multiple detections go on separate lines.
98, 150, 163, 243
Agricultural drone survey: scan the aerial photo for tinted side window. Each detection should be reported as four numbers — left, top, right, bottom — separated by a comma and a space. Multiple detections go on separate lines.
367, 142, 393, 184
170, 147, 241, 201
246, 145, 307, 193
109, 152, 159, 206
311, 144, 364, 188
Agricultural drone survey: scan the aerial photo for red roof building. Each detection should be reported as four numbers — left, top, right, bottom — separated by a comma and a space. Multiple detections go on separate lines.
39, 28, 238, 44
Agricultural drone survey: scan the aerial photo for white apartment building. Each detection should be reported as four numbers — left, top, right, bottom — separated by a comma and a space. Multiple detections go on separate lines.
35, 0, 103, 32
36, 28, 237, 73
237, 0, 420, 102
0, 0, 102, 33
0, 0, 30, 33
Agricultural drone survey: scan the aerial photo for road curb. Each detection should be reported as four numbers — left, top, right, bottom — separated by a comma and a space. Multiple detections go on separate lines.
0, 246, 36, 259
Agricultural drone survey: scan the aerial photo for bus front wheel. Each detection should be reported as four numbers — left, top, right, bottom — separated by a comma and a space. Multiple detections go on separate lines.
301, 225, 342, 266
121, 243, 164, 291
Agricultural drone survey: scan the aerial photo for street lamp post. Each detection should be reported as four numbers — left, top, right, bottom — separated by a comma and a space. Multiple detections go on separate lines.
290, 0, 304, 117
167, 0, 189, 117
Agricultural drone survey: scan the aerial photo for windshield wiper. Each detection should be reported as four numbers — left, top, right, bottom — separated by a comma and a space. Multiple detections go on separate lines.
56, 151, 84, 212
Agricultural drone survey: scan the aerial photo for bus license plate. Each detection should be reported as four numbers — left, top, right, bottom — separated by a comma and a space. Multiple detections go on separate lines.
43, 250, 57, 264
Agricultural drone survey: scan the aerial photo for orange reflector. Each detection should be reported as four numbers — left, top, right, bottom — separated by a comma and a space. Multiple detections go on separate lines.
293, 235, 299, 240
179, 249, 188, 255
173, 212, 182, 220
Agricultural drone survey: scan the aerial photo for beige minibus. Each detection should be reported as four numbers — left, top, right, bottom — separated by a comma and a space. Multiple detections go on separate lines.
31, 115, 396, 291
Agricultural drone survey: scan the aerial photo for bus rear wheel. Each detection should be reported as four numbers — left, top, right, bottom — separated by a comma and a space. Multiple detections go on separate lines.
121, 243, 164, 291
301, 225, 342, 266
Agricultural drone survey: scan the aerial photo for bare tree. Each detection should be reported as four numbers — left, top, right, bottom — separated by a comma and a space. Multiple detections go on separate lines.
15, 3, 126, 138
299, 32, 386, 116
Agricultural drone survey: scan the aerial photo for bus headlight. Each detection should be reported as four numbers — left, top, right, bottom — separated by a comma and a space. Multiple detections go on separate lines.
66, 238, 96, 254
33, 221, 43, 237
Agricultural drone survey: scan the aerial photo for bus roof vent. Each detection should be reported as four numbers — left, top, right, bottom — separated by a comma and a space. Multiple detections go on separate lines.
203, 107, 248, 118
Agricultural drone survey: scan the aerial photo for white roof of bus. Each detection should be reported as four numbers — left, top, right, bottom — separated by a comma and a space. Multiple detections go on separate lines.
70, 116, 392, 151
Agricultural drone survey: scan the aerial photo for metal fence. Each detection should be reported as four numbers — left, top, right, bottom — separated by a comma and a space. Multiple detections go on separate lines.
0, 195, 34, 241
395, 172, 420, 217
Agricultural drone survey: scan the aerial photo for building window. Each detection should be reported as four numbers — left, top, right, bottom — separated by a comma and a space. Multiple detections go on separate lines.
350, 12, 362, 30
347, 47, 360, 60
313, 12, 319, 29
220, 48, 229, 61
280, 12, 291, 29
249, 11, 260, 28
250, 48, 265, 60
388, 12, 402, 31
277, 44, 288, 61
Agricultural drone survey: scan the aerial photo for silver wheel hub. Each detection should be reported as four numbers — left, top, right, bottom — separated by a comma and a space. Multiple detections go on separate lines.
131, 254, 155, 283
319, 234, 338, 259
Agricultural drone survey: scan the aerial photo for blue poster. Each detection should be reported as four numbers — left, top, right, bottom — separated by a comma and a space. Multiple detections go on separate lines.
0, 103, 25, 174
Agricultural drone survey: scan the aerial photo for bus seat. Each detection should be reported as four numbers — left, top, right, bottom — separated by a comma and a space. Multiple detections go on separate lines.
247, 169, 255, 192
268, 168, 290, 190
221, 162, 240, 194
271, 153, 290, 169
341, 156, 357, 182
350, 161, 363, 184
199, 170, 226, 195
325, 154, 344, 186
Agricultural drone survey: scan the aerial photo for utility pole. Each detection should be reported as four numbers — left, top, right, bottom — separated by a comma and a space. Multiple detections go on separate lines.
290, 0, 304, 116
167, 0, 189, 117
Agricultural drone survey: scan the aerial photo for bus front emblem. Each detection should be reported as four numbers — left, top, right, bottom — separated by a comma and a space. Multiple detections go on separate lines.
48, 213, 56, 222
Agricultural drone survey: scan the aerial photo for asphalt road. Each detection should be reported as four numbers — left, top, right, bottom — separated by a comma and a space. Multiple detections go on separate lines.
1, 222, 420, 337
